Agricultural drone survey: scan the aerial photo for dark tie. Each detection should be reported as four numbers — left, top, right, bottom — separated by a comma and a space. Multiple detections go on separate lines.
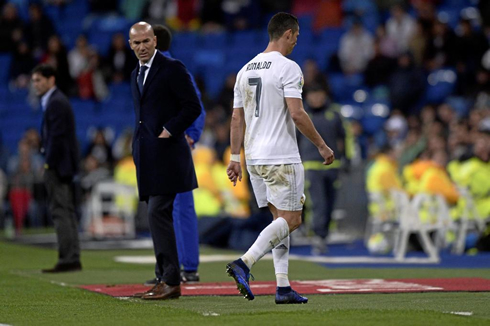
138, 65, 148, 95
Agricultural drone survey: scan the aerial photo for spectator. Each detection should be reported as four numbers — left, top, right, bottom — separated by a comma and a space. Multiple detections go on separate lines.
216, 73, 236, 117
200, 0, 225, 33
467, 69, 490, 109
425, 19, 457, 70
386, 4, 416, 55
23, 128, 42, 155
408, 19, 429, 66
25, 3, 55, 58
338, 20, 374, 74
68, 35, 91, 80
77, 50, 108, 101
88, 0, 118, 13
0, 3, 23, 53
84, 129, 114, 169
120, 0, 150, 21
454, 19, 489, 95
364, 40, 397, 88
389, 52, 426, 115
302, 59, 329, 97
40, 35, 73, 95
375, 24, 397, 58
112, 128, 133, 162
10, 41, 36, 89
79, 154, 110, 195
105, 33, 137, 83
222, 0, 261, 30
142, 0, 178, 27
7, 139, 43, 177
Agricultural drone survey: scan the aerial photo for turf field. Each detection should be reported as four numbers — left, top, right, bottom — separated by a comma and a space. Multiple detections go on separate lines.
1, 240, 490, 325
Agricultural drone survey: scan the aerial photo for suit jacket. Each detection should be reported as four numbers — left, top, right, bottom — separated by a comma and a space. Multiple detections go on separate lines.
131, 51, 201, 200
41, 88, 79, 179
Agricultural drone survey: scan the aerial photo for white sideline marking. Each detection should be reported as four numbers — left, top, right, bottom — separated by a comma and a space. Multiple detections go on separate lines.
447, 311, 473, 316
202, 312, 220, 316
114, 254, 438, 265
0, 324, 13, 326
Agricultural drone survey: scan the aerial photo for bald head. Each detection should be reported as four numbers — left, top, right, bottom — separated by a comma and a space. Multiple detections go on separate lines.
129, 21, 157, 64
130, 22, 154, 37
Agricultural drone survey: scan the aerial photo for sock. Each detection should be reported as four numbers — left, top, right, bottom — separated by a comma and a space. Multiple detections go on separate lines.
241, 217, 289, 270
273, 236, 290, 287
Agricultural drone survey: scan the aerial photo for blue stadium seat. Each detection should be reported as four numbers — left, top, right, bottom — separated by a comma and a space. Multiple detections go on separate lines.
200, 32, 228, 50
425, 69, 457, 104
87, 15, 131, 56
445, 96, 471, 118
171, 48, 196, 72
58, 19, 84, 50
108, 82, 131, 98
0, 54, 12, 86
329, 73, 365, 102
229, 31, 258, 50
194, 49, 226, 69
361, 102, 390, 136
173, 32, 199, 50
70, 98, 96, 117
102, 96, 133, 112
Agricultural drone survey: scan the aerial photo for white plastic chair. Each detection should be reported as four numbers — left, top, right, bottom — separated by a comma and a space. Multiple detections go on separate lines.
452, 187, 486, 255
87, 180, 137, 239
391, 191, 442, 262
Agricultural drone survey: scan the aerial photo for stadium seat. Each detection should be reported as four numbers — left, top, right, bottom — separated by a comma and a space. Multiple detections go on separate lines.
425, 69, 457, 104
329, 73, 365, 102
85, 180, 137, 239
87, 15, 131, 56
361, 102, 390, 136
70, 98, 96, 115
200, 32, 227, 50
391, 191, 442, 262
0, 54, 12, 86
173, 32, 199, 50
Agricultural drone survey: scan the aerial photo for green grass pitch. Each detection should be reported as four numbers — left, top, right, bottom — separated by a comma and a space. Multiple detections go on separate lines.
1, 240, 490, 325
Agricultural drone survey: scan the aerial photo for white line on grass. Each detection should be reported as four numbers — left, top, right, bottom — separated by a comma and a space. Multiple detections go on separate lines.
446, 311, 473, 316
114, 254, 439, 265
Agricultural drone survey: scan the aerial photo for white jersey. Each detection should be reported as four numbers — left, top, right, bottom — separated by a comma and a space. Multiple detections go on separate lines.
233, 51, 304, 165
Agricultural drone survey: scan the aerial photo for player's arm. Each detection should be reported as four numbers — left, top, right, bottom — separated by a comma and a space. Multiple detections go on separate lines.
286, 97, 335, 165
227, 107, 245, 186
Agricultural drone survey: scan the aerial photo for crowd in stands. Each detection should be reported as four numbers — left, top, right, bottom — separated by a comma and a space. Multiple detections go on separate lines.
0, 0, 489, 250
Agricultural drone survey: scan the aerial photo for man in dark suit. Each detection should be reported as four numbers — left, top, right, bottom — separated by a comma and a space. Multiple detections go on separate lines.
31, 64, 81, 273
128, 22, 201, 300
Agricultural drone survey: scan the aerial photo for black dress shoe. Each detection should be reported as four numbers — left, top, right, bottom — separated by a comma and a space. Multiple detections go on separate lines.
42, 262, 82, 273
181, 271, 199, 283
144, 278, 159, 286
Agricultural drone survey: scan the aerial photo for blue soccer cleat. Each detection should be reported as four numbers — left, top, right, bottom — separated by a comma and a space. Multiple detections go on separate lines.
226, 259, 255, 301
275, 287, 308, 304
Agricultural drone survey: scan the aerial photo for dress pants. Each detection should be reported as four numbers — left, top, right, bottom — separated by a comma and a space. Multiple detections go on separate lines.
44, 169, 80, 265
148, 194, 180, 286
306, 169, 339, 239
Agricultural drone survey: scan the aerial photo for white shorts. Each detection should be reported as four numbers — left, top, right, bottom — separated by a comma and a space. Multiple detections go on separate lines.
247, 163, 305, 211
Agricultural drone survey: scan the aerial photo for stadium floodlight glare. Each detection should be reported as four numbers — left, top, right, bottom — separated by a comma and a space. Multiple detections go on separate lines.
371, 104, 389, 118
353, 90, 367, 103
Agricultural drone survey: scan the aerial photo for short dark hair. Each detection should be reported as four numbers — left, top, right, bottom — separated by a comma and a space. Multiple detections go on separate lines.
153, 24, 172, 51
267, 12, 299, 41
32, 64, 57, 80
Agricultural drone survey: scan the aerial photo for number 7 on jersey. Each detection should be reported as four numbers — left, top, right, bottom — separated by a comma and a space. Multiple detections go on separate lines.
248, 77, 262, 117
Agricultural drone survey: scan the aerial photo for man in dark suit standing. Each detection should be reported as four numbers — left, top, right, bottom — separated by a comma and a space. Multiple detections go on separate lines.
128, 22, 201, 300
31, 64, 81, 273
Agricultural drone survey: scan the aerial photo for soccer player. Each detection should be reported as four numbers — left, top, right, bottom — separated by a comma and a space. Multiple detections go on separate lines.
226, 12, 335, 304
